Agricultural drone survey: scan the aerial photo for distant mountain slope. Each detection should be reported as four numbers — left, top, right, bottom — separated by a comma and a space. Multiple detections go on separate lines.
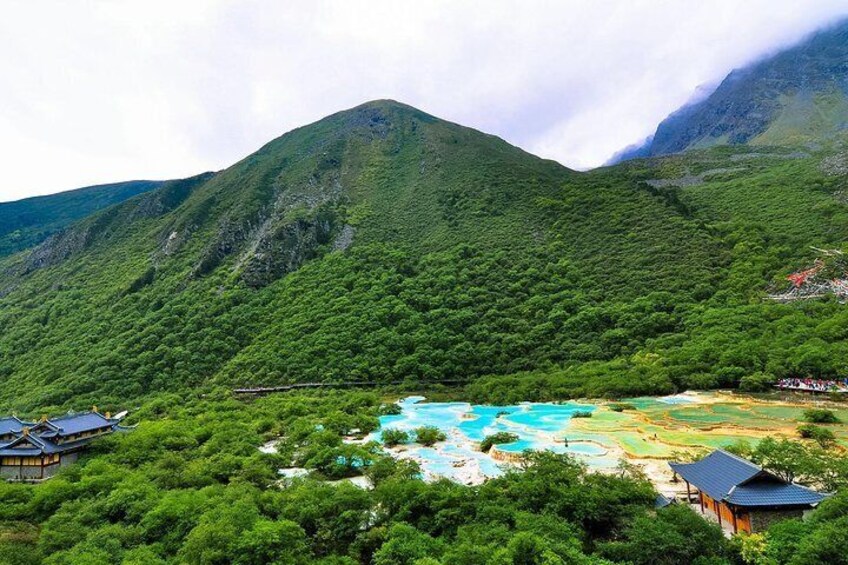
625, 18, 848, 159
0, 100, 722, 410
0, 180, 164, 257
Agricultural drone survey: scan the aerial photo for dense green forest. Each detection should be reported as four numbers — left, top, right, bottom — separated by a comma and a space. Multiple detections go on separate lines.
1, 102, 847, 413
2, 389, 848, 564
3, 9, 848, 565
1, 98, 848, 563
0, 180, 163, 258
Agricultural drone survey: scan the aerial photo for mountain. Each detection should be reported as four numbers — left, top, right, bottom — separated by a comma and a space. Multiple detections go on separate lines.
0, 100, 724, 410
0, 180, 164, 257
622, 18, 848, 159
2, 99, 848, 413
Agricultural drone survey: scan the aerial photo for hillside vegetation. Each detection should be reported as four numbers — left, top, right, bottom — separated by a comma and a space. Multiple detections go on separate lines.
0, 100, 713, 411
0, 101, 847, 412
0, 180, 163, 257
0, 389, 738, 565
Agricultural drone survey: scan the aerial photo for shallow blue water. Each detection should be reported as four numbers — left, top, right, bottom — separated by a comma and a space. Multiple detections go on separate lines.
372, 397, 611, 482
626, 394, 699, 409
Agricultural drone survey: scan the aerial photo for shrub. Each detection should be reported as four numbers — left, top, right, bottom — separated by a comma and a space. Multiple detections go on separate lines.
381, 429, 410, 447
479, 432, 519, 453
797, 424, 836, 447
803, 409, 839, 424
378, 403, 402, 416
739, 372, 776, 393
608, 403, 635, 412
827, 392, 846, 403
572, 411, 593, 418
414, 426, 446, 447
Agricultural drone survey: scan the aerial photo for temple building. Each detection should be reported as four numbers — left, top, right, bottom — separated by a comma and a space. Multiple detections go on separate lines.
670, 449, 827, 534
0, 409, 126, 481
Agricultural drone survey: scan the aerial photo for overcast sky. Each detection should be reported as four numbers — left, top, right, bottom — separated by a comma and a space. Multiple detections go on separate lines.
2, 1, 848, 202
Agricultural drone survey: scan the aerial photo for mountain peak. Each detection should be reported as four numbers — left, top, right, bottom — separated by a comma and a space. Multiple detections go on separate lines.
626, 17, 848, 159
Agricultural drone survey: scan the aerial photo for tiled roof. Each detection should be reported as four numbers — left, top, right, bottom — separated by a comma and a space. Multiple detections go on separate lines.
670, 450, 762, 501
670, 449, 826, 508
0, 411, 124, 458
46, 412, 115, 436
0, 416, 32, 435
726, 480, 826, 507
0, 431, 100, 456
0, 434, 53, 456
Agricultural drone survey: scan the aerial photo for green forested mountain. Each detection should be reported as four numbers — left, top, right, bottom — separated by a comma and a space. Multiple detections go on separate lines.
0, 180, 164, 257
1, 100, 848, 412
619, 18, 848, 159
5, 49, 848, 565
0, 100, 716, 410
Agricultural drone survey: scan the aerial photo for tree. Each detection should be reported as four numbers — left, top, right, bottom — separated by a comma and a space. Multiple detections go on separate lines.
365, 457, 421, 486
414, 426, 446, 447
597, 504, 729, 565
304, 443, 378, 479
373, 523, 443, 565
236, 519, 309, 565
750, 438, 812, 483
382, 428, 410, 447
797, 424, 836, 448
739, 372, 776, 393
500, 532, 562, 565
788, 516, 848, 565
480, 432, 519, 453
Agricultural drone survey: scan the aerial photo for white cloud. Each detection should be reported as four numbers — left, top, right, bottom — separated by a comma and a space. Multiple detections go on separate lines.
0, 0, 846, 200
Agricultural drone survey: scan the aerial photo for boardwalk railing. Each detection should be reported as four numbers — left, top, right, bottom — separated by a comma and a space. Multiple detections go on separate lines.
233, 379, 471, 396
774, 384, 848, 394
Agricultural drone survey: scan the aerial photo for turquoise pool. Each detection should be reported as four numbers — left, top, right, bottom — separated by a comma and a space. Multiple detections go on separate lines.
370, 397, 609, 483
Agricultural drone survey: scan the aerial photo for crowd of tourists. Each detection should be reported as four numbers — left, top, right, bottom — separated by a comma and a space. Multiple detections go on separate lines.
776, 377, 848, 392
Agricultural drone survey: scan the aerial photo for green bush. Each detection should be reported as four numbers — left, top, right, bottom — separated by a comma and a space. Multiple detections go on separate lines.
378, 403, 402, 416
413, 426, 446, 447
803, 409, 840, 424
797, 424, 836, 447
739, 372, 776, 393
571, 411, 593, 418
381, 428, 410, 447
608, 403, 636, 412
479, 432, 519, 453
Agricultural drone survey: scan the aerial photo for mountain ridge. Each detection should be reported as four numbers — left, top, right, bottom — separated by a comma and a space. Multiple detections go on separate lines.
0, 179, 165, 257
0, 99, 726, 410
613, 18, 848, 161
2, 99, 848, 413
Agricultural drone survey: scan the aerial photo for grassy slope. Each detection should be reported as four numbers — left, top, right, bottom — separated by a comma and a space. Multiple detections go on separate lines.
752, 90, 848, 147
0, 180, 164, 257
0, 101, 720, 411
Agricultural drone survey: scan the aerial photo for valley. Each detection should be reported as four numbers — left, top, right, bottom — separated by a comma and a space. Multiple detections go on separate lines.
4, 14, 848, 563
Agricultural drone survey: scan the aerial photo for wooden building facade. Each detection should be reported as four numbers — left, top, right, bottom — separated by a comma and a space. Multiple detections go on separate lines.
670, 450, 826, 534
0, 411, 123, 481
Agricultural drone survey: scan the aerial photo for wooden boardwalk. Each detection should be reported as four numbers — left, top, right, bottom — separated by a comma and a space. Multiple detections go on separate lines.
233, 379, 471, 396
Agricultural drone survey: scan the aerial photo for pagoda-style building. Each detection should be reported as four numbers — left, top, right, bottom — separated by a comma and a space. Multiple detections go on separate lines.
0, 409, 125, 481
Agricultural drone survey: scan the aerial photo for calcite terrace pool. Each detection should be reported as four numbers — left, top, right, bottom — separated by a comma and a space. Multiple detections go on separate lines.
368, 395, 681, 483
369, 392, 848, 486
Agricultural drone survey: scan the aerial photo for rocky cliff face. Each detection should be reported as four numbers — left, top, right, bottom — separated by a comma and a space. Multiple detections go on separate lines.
620, 18, 848, 160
